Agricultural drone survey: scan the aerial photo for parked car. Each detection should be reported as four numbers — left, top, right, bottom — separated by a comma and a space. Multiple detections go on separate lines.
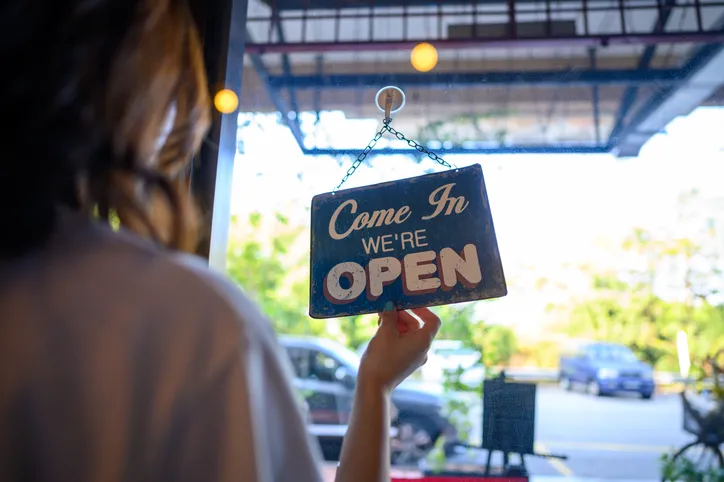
428, 340, 482, 373
559, 342, 655, 399
280, 336, 457, 465
358, 339, 482, 384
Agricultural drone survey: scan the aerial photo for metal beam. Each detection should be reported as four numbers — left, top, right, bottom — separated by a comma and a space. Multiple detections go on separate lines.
268, 69, 684, 90
244, 29, 306, 150
589, 48, 601, 145
191, 0, 248, 270
304, 145, 610, 156
255, 0, 718, 11
273, 16, 301, 119
313, 55, 323, 124
608, 0, 677, 144
614, 20, 724, 157
246, 31, 724, 55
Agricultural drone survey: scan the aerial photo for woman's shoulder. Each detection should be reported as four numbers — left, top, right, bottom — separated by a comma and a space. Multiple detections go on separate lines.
167, 251, 277, 340
95, 227, 284, 378
82, 222, 277, 347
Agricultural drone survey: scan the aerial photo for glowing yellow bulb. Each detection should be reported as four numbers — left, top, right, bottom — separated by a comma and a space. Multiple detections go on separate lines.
410, 42, 438, 73
214, 88, 239, 114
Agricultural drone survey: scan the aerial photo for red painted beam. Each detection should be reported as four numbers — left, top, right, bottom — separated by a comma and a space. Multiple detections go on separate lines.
245, 32, 724, 54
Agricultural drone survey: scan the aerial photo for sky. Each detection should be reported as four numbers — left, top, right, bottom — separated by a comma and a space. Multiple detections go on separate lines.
229, 107, 724, 331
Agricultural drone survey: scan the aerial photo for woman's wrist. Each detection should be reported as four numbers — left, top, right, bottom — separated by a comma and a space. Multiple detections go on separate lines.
356, 372, 391, 399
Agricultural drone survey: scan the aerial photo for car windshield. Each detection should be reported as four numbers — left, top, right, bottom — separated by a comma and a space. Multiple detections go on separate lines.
329, 342, 363, 373
591, 345, 639, 363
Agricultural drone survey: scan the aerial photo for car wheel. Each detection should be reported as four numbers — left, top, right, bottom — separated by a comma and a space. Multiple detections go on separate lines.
641, 392, 653, 400
559, 375, 572, 391
587, 380, 602, 397
391, 415, 437, 466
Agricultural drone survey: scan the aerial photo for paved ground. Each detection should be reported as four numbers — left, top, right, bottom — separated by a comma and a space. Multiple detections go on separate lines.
473, 386, 692, 480
322, 386, 694, 481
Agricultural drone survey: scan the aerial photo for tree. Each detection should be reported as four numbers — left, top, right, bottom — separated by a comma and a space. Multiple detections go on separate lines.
339, 313, 378, 350
432, 304, 480, 345
226, 212, 327, 337
564, 191, 724, 371
430, 303, 519, 367
617, 191, 724, 370
478, 325, 517, 367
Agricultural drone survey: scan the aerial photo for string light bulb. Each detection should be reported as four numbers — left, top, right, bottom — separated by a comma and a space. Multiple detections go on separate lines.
410, 42, 438, 73
214, 88, 239, 114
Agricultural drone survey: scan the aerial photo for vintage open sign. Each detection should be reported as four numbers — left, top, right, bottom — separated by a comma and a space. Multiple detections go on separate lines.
309, 164, 506, 319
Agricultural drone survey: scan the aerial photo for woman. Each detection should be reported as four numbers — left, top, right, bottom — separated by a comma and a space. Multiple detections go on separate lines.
0, 1, 441, 481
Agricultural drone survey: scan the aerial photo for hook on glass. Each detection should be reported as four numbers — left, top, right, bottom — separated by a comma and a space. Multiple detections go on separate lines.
375, 86, 406, 123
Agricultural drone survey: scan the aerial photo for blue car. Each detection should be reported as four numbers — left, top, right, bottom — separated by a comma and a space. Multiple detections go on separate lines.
559, 342, 655, 399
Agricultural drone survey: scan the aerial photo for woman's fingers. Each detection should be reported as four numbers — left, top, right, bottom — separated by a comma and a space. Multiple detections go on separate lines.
378, 310, 417, 335
377, 307, 441, 338
410, 307, 442, 338
378, 308, 399, 333
396, 310, 421, 334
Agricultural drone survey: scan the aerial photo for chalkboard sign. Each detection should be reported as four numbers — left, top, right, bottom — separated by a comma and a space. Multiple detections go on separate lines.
309, 164, 506, 319
482, 380, 536, 455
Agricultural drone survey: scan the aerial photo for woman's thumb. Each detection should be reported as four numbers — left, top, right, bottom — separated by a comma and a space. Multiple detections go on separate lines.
378, 302, 399, 332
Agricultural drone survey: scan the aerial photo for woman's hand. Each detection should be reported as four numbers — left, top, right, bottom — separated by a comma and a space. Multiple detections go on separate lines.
358, 305, 441, 393
337, 306, 439, 482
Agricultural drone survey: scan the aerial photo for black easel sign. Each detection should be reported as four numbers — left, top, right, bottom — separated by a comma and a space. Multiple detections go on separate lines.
309, 164, 506, 319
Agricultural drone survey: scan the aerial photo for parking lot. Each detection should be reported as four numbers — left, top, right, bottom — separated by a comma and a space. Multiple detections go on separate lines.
469, 385, 691, 480
320, 385, 691, 480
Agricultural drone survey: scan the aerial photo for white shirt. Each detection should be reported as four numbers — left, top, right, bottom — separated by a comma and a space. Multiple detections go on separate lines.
0, 214, 322, 482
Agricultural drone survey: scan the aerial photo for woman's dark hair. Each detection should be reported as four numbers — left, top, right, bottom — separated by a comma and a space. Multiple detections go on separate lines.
0, 0, 211, 257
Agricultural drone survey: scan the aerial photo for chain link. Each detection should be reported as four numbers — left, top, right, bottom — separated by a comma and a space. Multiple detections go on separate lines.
332, 125, 388, 193
384, 123, 456, 171
332, 120, 456, 193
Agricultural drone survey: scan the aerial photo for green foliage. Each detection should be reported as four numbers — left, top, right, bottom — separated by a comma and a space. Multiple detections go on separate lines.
426, 368, 480, 473
479, 325, 517, 367
225, 189, 723, 378
566, 193, 724, 372
226, 212, 326, 336
518, 340, 561, 368
433, 304, 480, 344
566, 291, 724, 372
443, 365, 481, 395
425, 437, 449, 473
660, 451, 724, 482
431, 304, 517, 367
339, 314, 378, 350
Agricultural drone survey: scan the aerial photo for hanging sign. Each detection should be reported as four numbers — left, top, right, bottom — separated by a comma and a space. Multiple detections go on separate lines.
309, 164, 507, 319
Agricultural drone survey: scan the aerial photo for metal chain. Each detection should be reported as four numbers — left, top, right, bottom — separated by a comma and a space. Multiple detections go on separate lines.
332, 120, 456, 193
384, 122, 456, 170
332, 125, 388, 193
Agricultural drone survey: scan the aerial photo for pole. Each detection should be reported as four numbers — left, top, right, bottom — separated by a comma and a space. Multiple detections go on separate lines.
190, 0, 248, 270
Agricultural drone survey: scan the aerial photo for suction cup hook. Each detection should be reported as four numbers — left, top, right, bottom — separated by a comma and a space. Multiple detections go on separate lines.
375, 86, 406, 123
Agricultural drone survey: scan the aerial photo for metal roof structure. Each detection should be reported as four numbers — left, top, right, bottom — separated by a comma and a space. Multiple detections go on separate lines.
239, 0, 724, 157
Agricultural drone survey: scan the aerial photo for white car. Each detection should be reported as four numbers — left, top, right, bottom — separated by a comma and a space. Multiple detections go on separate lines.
428, 340, 482, 373
358, 339, 482, 385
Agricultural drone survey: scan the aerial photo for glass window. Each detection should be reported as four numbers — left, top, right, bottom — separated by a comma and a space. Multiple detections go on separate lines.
591, 344, 639, 363
310, 351, 342, 383
223, 0, 724, 478
286, 347, 311, 379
